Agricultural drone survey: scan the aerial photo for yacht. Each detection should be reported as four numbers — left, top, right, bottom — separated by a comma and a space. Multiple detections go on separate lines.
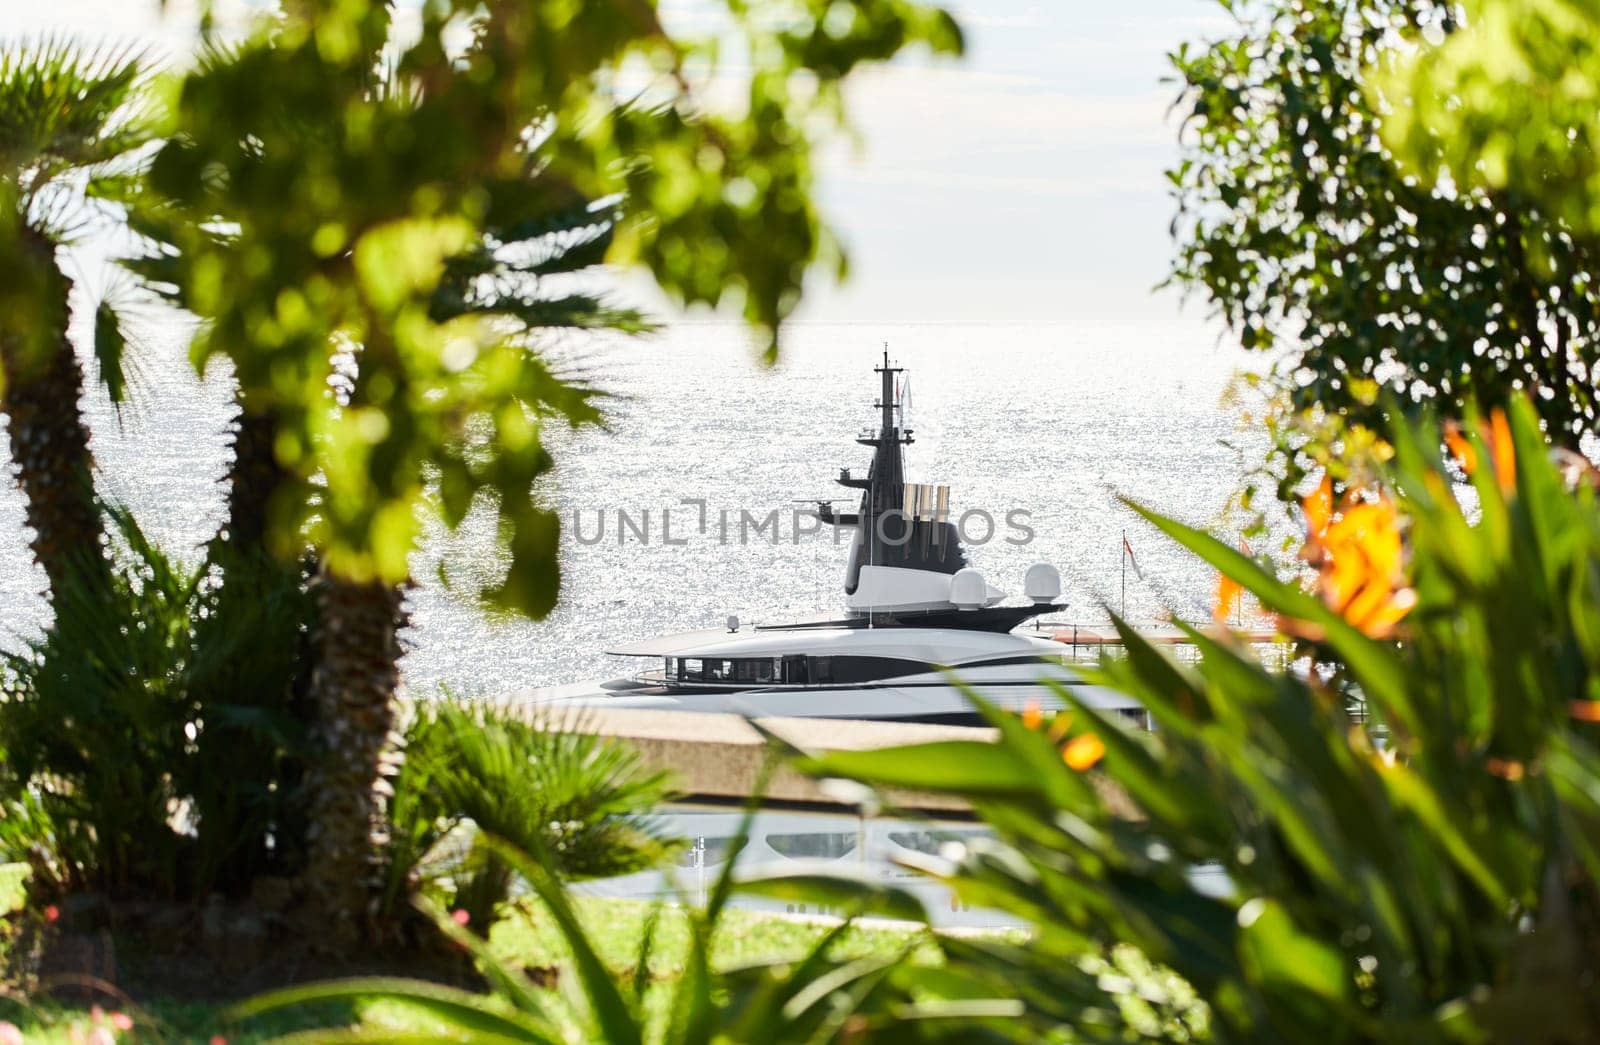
527, 351, 1146, 728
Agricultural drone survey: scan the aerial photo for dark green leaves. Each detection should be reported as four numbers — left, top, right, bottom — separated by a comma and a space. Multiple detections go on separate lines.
91, 298, 132, 408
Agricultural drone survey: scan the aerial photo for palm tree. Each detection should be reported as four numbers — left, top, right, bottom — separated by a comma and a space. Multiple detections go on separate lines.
297, 178, 648, 947
142, 20, 650, 943
121, 201, 320, 892
0, 40, 151, 601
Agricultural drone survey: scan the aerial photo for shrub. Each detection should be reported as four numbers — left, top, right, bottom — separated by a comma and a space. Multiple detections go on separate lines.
236, 818, 1011, 1043
0, 509, 201, 899
796, 398, 1600, 1043
378, 702, 681, 933
0, 511, 316, 904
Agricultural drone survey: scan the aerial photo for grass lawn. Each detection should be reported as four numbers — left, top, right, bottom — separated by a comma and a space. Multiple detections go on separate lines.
0, 895, 936, 1043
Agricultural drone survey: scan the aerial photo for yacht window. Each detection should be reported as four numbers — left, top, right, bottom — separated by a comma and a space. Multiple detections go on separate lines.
757, 659, 775, 683
1114, 707, 1151, 731
781, 655, 808, 684
706, 659, 733, 682
792, 656, 933, 685
735, 659, 761, 682
887, 829, 989, 856
766, 832, 857, 860
681, 658, 702, 680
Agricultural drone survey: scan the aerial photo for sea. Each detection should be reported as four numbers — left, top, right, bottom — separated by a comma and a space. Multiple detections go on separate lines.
0, 315, 1265, 696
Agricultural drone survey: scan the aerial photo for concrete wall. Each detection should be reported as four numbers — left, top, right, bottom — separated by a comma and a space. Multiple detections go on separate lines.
507, 706, 992, 815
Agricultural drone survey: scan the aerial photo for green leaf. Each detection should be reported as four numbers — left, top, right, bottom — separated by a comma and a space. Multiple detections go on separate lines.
227, 976, 556, 1042
479, 837, 644, 1045
1236, 897, 1350, 1007
797, 740, 1042, 797
92, 298, 130, 406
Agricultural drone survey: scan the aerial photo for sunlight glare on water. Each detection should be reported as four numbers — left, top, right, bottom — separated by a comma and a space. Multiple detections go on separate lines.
0, 317, 1261, 696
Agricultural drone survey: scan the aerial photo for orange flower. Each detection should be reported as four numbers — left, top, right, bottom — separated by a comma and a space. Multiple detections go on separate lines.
1443, 420, 1477, 473
1303, 475, 1334, 539
1296, 485, 1414, 639
1444, 412, 1515, 495
1214, 571, 1243, 626
1487, 408, 1516, 494
1571, 700, 1600, 722
1048, 711, 1073, 742
1021, 700, 1043, 731
1062, 733, 1105, 771
1485, 757, 1526, 781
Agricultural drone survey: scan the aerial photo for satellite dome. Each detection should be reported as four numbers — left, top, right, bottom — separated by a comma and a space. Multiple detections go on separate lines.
950, 568, 987, 610
1023, 563, 1062, 605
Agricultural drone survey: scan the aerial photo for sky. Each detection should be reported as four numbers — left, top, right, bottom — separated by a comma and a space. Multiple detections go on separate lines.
3, 0, 1235, 323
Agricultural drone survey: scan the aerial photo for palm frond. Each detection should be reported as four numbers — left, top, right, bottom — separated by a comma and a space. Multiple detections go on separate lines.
0, 503, 200, 899
0, 36, 154, 200
90, 279, 151, 414
430, 181, 653, 340
379, 700, 680, 927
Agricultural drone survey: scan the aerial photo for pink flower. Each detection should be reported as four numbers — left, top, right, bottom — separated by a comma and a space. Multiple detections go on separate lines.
451, 909, 470, 926
0, 1019, 24, 1045
44, 905, 59, 923
108, 1013, 133, 1032
210, 1037, 228, 1045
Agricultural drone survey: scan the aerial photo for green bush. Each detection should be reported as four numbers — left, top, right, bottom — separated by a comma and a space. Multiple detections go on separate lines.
796, 398, 1600, 1043
0, 517, 676, 926
379, 702, 682, 932
0, 508, 202, 899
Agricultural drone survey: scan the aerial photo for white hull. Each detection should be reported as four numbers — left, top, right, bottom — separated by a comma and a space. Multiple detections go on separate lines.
520, 668, 1137, 724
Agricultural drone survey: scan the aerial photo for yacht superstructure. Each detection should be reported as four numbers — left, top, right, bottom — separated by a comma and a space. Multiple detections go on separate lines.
526, 351, 1145, 727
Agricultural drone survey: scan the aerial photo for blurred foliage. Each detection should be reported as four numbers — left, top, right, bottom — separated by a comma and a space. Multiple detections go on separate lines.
1379, 0, 1600, 237
793, 399, 1600, 1042
379, 702, 679, 934
138, 0, 963, 613
1169, 0, 1600, 505
237, 820, 1014, 1044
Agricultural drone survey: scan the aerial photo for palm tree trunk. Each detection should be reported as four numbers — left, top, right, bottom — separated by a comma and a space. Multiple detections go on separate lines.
191, 394, 318, 891
0, 230, 111, 600
299, 564, 407, 948
221, 398, 288, 552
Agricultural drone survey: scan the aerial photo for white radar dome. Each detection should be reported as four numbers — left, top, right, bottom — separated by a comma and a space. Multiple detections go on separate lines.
1023, 563, 1062, 605
950, 568, 988, 610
